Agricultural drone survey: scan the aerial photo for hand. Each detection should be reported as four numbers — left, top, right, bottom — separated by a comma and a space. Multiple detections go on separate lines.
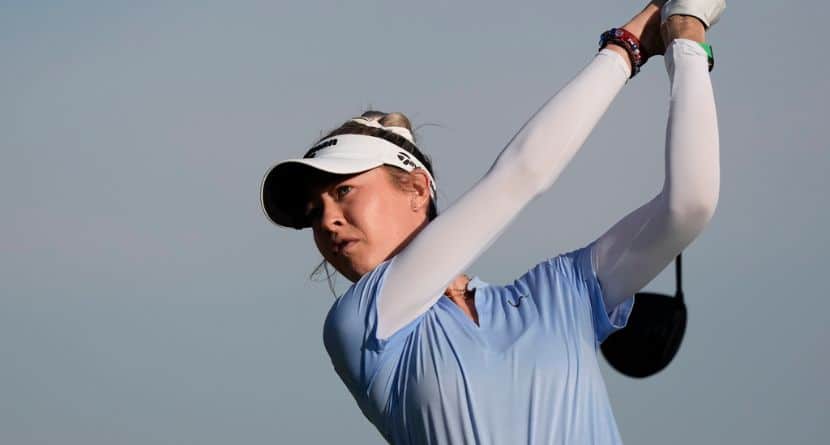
621, 1, 667, 62
660, 0, 726, 46
605, 1, 667, 73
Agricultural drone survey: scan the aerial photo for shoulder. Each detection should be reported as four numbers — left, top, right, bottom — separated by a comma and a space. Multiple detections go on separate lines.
322, 259, 398, 395
510, 241, 633, 343
323, 259, 394, 354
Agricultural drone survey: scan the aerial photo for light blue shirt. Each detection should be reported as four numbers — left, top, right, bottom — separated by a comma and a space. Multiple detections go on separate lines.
323, 242, 635, 444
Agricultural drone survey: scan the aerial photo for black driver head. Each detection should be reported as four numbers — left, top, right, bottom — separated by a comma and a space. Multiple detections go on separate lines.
601, 290, 687, 378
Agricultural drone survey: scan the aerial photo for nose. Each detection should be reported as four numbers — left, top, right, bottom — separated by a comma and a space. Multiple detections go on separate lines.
319, 199, 345, 233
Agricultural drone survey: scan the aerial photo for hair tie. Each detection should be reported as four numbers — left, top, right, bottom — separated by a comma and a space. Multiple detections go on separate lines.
349, 117, 415, 143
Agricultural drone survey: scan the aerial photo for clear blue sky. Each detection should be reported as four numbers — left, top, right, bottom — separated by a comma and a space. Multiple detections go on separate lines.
2, 1, 828, 443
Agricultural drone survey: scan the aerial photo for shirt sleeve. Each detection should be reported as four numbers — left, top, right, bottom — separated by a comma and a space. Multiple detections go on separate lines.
322, 259, 423, 406
569, 241, 635, 343
512, 241, 636, 345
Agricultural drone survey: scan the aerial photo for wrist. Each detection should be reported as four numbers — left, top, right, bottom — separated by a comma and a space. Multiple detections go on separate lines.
599, 28, 644, 78
662, 15, 706, 43
604, 43, 634, 75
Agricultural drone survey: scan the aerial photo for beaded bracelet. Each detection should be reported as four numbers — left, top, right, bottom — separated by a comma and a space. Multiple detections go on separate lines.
599, 28, 643, 78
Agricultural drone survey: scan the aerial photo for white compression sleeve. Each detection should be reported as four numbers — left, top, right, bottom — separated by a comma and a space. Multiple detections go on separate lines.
376, 49, 631, 340
592, 39, 720, 308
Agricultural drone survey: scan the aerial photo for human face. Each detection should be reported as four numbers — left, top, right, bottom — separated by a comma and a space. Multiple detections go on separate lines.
304, 167, 427, 282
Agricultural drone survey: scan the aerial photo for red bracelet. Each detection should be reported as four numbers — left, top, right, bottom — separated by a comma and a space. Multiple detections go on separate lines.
599, 28, 643, 78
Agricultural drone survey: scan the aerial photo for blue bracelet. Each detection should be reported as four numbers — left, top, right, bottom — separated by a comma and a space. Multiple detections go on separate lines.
598, 28, 643, 78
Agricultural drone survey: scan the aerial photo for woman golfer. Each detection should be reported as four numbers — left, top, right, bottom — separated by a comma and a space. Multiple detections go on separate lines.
261, 0, 723, 442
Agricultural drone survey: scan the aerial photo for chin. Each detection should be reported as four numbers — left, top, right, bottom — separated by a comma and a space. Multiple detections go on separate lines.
344, 257, 380, 282
341, 246, 392, 282
331, 258, 365, 283
339, 267, 364, 283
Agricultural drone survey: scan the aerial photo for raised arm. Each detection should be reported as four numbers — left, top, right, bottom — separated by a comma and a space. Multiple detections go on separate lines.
592, 35, 720, 309
375, 47, 633, 339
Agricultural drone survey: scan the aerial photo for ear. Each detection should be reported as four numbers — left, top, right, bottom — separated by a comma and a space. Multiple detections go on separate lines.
409, 169, 432, 212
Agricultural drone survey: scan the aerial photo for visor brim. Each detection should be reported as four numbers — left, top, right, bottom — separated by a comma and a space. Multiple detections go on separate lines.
260, 157, 383, 229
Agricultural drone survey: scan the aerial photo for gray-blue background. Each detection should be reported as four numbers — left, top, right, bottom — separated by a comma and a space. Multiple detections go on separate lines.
2, 1, 827, 443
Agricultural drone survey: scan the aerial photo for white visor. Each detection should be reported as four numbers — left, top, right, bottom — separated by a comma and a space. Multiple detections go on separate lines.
261, 134, 438, 229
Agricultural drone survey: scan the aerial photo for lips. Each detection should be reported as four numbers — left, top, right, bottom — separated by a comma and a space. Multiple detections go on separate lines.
333, 239, 358, 254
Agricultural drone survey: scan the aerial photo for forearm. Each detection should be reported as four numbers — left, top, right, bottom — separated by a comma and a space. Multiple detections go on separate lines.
492, 49, 630, 194
377, 50, 630, 339
663, 38, 720, 217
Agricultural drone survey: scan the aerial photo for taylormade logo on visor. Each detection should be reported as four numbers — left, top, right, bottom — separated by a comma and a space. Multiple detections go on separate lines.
306, 138, 338, 158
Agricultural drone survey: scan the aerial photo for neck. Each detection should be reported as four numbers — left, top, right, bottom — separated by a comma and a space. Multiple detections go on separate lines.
445, 274, 472, 299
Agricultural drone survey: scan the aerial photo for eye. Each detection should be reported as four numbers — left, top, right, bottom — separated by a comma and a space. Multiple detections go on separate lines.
335, 185, 352, 200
